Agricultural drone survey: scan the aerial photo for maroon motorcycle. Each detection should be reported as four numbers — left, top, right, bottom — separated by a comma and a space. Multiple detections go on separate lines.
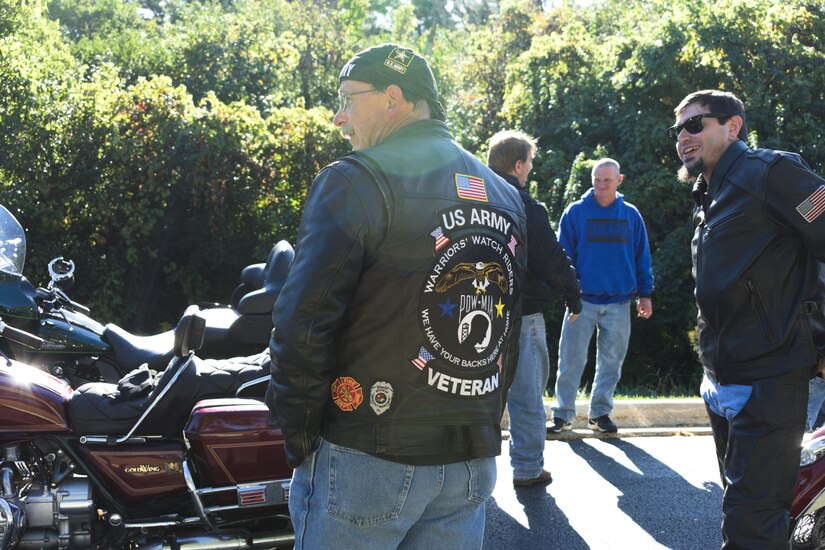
791, 427, 825, 549
0, 310, 293, 549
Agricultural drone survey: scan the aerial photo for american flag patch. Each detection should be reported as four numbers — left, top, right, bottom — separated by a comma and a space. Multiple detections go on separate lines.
431, 227, 450, 251
455, 174, 488, 202
507, 234, 518, 256
411, 346, 435, 370
796, 185, 825, 223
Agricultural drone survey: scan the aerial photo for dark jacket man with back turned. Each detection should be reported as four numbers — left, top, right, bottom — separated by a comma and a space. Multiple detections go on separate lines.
267, 44, 528, 549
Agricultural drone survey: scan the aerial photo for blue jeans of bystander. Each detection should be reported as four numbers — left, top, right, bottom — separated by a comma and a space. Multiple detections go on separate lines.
289, 438, 496, 549
507, 312, 550, 480
552, 300, 631, 422
807, 375, 825, 431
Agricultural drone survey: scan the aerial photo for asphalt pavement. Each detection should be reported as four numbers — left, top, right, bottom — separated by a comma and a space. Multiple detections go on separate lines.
485, 398, 721, 549
485, 435, 723, 550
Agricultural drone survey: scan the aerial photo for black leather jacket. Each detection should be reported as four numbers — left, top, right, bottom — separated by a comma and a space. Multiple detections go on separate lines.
269, 120, 528, 467
691, 140, 825, 384
495, 172, 581, 316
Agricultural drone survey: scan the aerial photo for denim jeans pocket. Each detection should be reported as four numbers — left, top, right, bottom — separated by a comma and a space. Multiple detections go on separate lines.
466, 457, 496, 505
327, 443, 414, 526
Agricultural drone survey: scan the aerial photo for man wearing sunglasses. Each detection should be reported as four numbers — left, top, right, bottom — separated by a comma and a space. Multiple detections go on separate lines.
671, 89, 825, 549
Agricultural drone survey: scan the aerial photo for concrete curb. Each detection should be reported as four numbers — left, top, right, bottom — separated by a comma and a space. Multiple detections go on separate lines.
502, 398, 710, 439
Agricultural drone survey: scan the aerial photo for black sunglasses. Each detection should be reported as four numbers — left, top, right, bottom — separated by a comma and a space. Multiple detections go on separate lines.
666, 113, 731, 142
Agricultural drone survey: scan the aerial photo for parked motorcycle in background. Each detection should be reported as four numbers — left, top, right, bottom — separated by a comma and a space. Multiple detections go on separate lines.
0, 204, 293, 387
0, 311, 294, 549
792, 425, 825, 548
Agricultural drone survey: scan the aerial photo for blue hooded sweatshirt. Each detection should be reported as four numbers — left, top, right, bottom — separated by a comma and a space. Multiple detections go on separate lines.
558, 189, 653, 304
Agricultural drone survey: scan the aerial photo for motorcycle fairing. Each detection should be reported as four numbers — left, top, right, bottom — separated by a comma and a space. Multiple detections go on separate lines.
0, 360, 71, 433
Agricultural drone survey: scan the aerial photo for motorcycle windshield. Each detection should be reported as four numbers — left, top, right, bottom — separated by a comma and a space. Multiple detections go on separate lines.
0, 205, 25, 278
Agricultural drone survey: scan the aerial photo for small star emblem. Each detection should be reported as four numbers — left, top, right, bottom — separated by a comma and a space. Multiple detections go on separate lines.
495, 298, 505, 318
392, 49, 411, 63
439, 297, 457, 318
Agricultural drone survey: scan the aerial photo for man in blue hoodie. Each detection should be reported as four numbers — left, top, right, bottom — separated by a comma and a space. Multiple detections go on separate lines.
548, 158, 654, 434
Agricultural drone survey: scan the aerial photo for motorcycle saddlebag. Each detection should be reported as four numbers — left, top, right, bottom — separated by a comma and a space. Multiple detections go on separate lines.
184, 398, 291, 488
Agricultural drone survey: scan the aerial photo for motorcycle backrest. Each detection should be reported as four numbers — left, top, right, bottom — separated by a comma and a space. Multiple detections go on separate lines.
236, 241, 294, 315
239, 262, 266, 288
173, 305, 206, 357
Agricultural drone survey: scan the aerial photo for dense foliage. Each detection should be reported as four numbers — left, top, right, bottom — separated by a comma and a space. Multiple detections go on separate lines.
1, 0, 823, 393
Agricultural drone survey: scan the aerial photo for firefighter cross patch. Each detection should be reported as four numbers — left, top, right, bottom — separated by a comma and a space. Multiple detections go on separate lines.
331, 377, 363, 411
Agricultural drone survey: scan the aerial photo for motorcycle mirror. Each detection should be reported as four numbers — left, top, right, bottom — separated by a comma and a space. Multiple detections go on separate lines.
47, 257, 75, 290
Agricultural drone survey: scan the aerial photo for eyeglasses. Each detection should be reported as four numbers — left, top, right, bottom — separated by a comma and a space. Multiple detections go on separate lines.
338, 88, 378, 112
666, 113, 731, 142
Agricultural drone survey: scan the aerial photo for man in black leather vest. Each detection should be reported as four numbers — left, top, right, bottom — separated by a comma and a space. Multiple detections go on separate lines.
669, 89, 825, 549
268, 44, 527, 548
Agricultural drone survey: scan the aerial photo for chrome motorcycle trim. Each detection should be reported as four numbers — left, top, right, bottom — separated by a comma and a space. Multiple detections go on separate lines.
79, 435, 155, 445
183, 459, 213, 530
0, 498, 15, 548
135, 529, 295, 550
235, 375, 268, 397
801, 435, 825, 467
122, 518, 198, 529
797, 486, 825, 523
80, 354, 196, 446
195, 478, 291, 511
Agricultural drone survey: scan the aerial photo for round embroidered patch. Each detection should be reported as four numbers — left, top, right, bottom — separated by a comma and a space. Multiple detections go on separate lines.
420, 206, 516, 371
331, 376, 364, 411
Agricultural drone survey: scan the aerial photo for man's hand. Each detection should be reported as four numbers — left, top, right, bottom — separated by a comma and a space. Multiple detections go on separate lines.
637, 297, 653, 319
818, 355, 825, 377
566, 297, 582, 324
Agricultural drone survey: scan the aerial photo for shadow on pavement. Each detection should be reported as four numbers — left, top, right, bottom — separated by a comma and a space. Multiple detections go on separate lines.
567, 438, 723, 550
483, 489, 589, 550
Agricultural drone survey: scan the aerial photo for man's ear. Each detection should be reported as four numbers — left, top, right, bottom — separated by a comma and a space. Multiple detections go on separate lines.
727, 115, 744, 141
385, 84, 404, 111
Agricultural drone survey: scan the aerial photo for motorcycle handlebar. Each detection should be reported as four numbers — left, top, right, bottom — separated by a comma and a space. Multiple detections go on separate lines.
53, 287, 91, 315
0, 321, 44, 350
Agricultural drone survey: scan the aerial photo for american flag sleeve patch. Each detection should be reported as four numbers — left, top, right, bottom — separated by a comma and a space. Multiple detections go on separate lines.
796, 185, 825, 223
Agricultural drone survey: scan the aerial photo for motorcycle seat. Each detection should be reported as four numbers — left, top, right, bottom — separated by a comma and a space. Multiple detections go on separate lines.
103, 323, 176, 372
69, 350, 270, 438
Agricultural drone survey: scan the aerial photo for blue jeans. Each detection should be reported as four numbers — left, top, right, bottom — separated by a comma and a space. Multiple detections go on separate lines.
808, 376, 825, 431
290, 438, 496, 549
507, 312, 550, 480
701, 373, 752, 422
552, 300, 631, 422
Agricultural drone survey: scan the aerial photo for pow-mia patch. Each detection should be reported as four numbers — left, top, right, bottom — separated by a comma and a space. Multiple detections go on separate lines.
796, 185, 825, 223
415, 204, 518, 398
384, 47, 413, 74
331, 376, 363, 411
370, 381, 394, 415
